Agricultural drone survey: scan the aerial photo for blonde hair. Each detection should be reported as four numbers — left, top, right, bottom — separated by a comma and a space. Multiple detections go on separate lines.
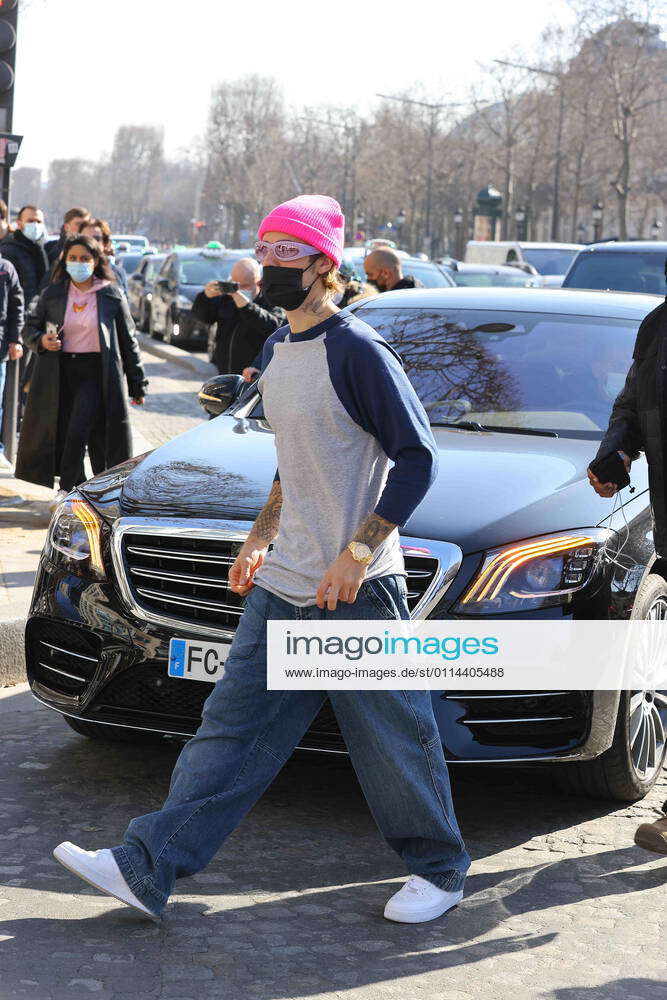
311, 254, 344, 298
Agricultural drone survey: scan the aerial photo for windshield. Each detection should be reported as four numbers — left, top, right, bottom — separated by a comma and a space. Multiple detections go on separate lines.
117, 254, 143, 274
453, 271, 537, 288
401, 262, 452, 287
114, 237, 148, 249
522, 248, 580, 275
564, 251, 666, 295
353, 306, 638, 438
178, 258, 236, 286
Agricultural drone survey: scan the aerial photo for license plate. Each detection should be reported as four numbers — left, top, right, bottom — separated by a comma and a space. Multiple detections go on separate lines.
168, 638, 230, 682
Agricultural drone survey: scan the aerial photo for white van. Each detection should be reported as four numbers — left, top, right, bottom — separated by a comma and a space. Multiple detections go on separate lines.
464, 241, 583, 286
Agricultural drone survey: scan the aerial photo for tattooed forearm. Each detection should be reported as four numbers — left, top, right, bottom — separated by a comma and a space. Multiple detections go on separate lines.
353, 512, 397, 552
249, 481, 283, 544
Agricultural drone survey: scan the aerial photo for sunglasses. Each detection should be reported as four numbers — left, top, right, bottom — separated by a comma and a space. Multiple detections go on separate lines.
254, 239, 320, 263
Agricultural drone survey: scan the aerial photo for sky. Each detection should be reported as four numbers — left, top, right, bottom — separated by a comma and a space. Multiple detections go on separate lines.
14, 0, 576, 175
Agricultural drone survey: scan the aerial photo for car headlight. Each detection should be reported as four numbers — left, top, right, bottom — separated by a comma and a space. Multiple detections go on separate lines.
46, 495, 106, 580
452, 528, 610, 615
177, 294, 192, 310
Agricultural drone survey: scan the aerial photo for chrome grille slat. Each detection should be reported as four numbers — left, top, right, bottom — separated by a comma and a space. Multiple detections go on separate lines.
406, 568, 432, 579
38, 661, 86, 684
126, 544, 235, 566
462, 715, 574, 725
443, 691, 569, 701
135, 586, 243, 616
39, 640, 97, 663
129, 566, 229, 589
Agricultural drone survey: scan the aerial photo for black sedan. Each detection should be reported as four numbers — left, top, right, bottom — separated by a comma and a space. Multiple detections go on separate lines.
148, 247, 247, 347
562, 241, 667, 295
127, 253, 165, 331
26, 287, 666, 802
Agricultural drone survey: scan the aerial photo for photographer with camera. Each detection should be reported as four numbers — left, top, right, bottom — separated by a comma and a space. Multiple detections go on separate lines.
191, 257, 285, 375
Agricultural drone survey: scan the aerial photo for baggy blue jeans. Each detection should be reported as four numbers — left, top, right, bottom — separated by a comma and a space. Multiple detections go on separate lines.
111, 575, 471, 916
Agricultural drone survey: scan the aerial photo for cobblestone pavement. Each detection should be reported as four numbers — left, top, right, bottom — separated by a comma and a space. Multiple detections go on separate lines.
129, 351, 213, 449
0, 686, 665, 1000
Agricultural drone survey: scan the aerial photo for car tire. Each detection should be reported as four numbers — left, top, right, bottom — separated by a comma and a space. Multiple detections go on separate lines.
148, 308, 162, 341
141, 301, 151, 333
63, 714, 163, 745
553, 570, 667, 802
164, 313, 174, 345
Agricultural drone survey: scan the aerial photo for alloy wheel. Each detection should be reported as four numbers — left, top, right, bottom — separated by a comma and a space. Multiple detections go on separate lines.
630, 595, 667, 781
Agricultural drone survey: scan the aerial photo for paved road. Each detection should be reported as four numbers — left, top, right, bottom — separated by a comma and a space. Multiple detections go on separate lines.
0, 684, 665, 1000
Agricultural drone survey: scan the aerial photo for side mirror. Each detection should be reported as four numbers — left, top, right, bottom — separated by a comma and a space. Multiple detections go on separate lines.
198, 374, 246, 416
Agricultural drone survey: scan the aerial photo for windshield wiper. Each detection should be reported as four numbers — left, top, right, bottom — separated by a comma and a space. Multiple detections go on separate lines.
432, 421, 558, 438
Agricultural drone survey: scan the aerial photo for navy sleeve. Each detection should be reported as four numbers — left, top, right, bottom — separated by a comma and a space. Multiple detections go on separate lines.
259, 324, 289, 371
325, 322, 438, 526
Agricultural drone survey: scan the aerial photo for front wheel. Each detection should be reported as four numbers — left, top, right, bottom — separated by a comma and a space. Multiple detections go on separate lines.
164, 313, 174, 345
148, 307, 162, 341
553, 571, 667, 801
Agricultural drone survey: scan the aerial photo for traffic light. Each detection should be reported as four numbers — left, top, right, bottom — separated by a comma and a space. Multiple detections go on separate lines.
0, 0, 17, 132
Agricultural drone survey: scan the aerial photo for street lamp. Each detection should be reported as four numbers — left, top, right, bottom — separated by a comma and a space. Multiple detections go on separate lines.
453, 207, 464, 260
577, 222, 587, 244
395, 208, 406, 248
592, 201, 604, 243
514, 205, 527, 242
651, 219, 663, 240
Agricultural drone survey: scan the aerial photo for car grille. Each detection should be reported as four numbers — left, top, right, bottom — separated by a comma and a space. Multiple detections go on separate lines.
26, 619, 101, 696
115, 523, 454, 633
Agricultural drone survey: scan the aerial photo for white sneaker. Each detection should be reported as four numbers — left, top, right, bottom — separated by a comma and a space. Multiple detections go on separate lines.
53, 841, 160, 921
383, 875, 463, 923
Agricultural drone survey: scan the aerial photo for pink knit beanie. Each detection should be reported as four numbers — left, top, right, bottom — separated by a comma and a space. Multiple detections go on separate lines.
258, 195, 345, 267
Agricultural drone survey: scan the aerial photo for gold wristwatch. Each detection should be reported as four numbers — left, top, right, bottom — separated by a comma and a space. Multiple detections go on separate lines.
347, 541, 373, 565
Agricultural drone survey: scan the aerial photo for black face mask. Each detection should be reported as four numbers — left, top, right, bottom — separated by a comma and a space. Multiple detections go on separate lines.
368, 276, 387, 293
261, 262, 317, 311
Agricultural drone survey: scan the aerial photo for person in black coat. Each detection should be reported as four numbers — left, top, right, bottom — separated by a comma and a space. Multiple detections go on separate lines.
0, 257, 24, 467
15, 235, 147, 500
0, 205, 50, 310
45, 206, 91, 267
191, 257, 285, 374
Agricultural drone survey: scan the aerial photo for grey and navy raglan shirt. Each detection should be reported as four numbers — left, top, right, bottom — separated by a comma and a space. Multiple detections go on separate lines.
252, 310, 438, 606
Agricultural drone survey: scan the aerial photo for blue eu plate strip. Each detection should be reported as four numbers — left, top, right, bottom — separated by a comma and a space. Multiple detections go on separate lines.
169, 639, 187, 677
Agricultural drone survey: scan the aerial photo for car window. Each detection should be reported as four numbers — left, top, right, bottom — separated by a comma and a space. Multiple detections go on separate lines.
350, 305, 638, 438
400, 262, 453, 287
522, 248, 580, 275
117, 253, 142, 275
178, 258, 237, 286
564, 251, 666, 295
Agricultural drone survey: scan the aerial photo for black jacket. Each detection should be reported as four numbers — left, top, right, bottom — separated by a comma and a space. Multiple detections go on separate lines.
594, 300, 667, 557
15, 280, 147, 488
191, 290, 285, 374
0, 230, 49, 309
392, 275, 425, 291
0, 257, 24, 360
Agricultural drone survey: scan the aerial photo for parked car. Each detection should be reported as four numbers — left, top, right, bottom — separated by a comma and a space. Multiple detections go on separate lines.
465, 241, 583, 286
148, 247, 247, 346
445, 262, 542, 288
111, 234, 150, 252
127, 253, 166, 331
26, 286, 666, 802
342, 250, 455, 288
562, 241, 667, 295
115, 252, 144, 278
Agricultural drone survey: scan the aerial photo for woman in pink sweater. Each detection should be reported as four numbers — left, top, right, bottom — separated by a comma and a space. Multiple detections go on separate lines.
15, 235, 147, 499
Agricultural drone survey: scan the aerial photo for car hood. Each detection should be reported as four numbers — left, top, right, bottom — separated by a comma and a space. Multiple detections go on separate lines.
119, 413, 648, 553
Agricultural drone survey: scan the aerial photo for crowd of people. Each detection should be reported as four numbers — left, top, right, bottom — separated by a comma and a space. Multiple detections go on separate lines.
0, 204, 146, 505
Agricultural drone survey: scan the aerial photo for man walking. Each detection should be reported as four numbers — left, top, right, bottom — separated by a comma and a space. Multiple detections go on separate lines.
363, 247, 425, 293
53, 195, 470, 923
0, 205, 49, 310
588, 274, 667, 854
191, 256, 284, 374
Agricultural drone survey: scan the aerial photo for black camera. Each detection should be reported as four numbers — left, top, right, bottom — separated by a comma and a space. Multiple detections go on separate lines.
217, 280, 239, 294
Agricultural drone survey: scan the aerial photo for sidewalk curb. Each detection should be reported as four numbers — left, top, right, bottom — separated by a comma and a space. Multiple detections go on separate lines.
136, 332, 215, 381
0, 617, 26, 687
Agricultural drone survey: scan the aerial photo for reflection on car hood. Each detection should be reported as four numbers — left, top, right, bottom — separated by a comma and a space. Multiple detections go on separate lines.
121, 413, 649, 553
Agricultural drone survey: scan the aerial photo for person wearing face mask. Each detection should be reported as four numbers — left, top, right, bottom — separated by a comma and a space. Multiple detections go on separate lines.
78, 217, 128, 294
191, 257, 285, 374
45, 206, 91, 268
363, 246, 424, 293
15, 235, 147, 505
0, 205, 49, 311
54, 196, 470, 928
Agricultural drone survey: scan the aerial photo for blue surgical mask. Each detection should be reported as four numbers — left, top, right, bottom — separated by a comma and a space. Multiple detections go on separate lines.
605, 372, 625, 399
23, 221, 45, 242
66, 262, 94, 283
